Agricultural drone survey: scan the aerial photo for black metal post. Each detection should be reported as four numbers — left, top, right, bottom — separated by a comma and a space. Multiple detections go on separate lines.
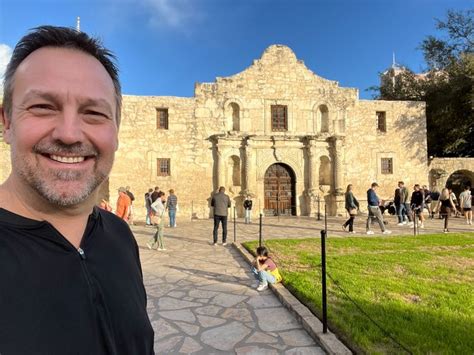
259, 213, 263, 247
321, 229, 328, 333
317, 195, 321, 221
191, 200, 194, 221
413, 210, 417, 236
324, 204, 328, 232
233, 206, 236, 243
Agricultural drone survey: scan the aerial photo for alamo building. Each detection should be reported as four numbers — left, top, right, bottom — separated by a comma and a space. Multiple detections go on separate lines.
0, 45, 472, 219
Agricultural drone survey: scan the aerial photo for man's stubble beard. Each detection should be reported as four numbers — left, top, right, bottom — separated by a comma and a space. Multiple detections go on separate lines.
14, 150, 114, 208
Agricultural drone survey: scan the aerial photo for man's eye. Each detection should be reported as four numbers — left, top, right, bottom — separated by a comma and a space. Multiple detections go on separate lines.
85, 110, 109, 118
29, 104, 55, 111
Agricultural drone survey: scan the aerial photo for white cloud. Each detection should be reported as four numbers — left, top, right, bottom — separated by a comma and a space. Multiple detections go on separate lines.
144, 0, 199, 29
0, 44, 13, 96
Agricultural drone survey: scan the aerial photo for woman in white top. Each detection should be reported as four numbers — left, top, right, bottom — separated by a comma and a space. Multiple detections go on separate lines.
147, 192, 167, 250
459, 185, 472, 225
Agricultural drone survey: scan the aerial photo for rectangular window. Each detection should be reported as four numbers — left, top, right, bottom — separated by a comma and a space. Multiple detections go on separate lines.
157, 158, 171, 176
271, 105, 288, 131
381, 158, 393, 174
376, 111, 387, 132
156, 108, 169, 129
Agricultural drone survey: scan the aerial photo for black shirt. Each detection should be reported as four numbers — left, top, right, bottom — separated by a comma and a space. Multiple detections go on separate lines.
0, 207, 154, 355
150, 191, 160, 203
243, 200, 253, 210
411, 190, 424, 207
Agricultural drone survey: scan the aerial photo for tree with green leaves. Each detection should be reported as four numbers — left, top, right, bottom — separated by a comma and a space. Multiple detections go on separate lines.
373, 9, 473, 157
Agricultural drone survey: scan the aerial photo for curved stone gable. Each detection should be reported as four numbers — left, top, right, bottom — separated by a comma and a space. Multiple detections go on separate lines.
195, 45, 358, 105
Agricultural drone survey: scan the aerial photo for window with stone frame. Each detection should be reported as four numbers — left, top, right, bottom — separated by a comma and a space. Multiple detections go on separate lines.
157, 158, 171, 176
381, 157, 393, 174
376, 111, 387, 133
271, 105, 288, 131
156, 108, 169, 129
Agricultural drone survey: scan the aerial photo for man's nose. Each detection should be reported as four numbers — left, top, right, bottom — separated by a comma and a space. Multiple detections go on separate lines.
51, 109, 84, 144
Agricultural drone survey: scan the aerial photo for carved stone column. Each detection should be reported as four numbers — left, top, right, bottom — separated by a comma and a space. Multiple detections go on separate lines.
242, 137, 252, 195
211, 136, 224, 191
304, 137, 320, 216
216, 146, 224, 189
329, 136, 345, 215
333, 138, 344, 194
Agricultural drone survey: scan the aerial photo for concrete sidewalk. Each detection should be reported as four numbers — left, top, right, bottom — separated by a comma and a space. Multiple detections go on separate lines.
132, 214, 472, 354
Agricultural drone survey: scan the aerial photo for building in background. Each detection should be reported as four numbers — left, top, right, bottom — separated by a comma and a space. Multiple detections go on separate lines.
1, 45, 472, 220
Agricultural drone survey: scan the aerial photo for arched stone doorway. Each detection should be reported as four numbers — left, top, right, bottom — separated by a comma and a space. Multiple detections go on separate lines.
446, 170, 474, 197
264, 163, 296, 216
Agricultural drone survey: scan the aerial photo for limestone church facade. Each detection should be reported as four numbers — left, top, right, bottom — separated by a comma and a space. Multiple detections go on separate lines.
109, 45, 428, 220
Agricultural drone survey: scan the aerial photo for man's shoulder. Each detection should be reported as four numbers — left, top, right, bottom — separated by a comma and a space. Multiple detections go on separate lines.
98, 208, 129, 226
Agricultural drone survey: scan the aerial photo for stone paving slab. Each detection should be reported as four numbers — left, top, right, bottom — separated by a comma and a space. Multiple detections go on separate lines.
132, 214, 472, 354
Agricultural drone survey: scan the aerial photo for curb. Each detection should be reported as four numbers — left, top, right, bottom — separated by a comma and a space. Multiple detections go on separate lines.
233, 242, 352, 355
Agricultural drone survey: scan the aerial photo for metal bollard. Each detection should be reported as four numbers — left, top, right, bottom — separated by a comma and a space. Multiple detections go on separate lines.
259, 213, 263, 247
321, 229, 328, 333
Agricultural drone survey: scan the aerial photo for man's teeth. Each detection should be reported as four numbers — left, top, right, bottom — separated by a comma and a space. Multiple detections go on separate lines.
49, 155, 85, 164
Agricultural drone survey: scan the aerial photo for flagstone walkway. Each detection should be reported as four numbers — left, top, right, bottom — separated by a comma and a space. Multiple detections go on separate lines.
132, 220, 326, 354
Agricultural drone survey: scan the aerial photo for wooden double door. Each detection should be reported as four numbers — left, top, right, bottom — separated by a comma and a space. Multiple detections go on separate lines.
264, 163, 296, 216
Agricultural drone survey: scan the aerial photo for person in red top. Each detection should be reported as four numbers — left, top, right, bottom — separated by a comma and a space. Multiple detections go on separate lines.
252, 246, 282, 291
116, 186, 131, 221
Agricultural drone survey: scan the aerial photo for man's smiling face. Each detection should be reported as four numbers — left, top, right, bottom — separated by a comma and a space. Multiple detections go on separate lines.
2, 47, 119, 207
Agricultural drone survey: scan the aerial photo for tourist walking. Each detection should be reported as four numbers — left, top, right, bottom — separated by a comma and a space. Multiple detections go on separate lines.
251, 246, 282, 292
342, 184, 359, 233
422, 185, 432, 216
398, 181, 413, 225
429, 187, 440, 219
211, 186, 231, 245
459, 185, 472, 225
116, 187, 132, 222
435, 188, 457, 233
243, 196, 253, 224
148, 191, 167, 250
366, 182, 391, 235
151, 186, 160, 203
449, 188, 459, 216
411, 184, 425, 228
125, 186, 135, 225
145, 188, 153, 226
394, 185, 402, 224
167, 189, 178, 227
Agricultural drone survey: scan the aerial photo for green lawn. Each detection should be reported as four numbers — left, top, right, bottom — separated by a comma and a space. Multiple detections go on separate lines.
243, 233, 474, 354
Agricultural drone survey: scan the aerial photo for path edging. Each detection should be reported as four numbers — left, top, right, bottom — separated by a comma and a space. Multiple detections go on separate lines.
233, 242, 352, 355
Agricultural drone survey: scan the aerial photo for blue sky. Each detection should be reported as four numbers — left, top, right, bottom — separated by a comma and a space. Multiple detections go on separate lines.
0, 0, 471, 99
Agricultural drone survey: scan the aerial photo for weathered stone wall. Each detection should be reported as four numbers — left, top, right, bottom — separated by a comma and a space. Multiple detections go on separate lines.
428, 157, 474, 190
195, 45, 358, 136
0, 141, 11, 183
345, 100, 429, 203
109, 95, 213, 221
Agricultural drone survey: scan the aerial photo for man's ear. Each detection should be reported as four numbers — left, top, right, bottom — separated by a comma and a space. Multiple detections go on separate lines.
0, 107, 12, 145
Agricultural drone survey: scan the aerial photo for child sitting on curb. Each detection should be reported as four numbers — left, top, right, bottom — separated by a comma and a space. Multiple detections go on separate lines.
252, 246, 282, 291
